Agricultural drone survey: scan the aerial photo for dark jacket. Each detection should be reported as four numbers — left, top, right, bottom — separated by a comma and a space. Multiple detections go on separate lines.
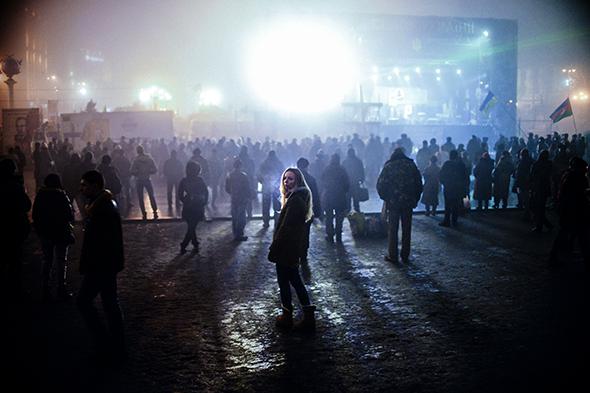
0, 172, 31, 243
33, 187, 74, 243
530, 158, 553, 198
268, 187, 310, 267
225, 169, 251, 205
556, 168, 590, 231
179, 175, 208, 222
80, 190, 124, 274
321, 163, 350, 210
514, 155, 533, 190
377, 154, 423, 209
301, 169, 321, 218
473, 157, 494, 200
440, 158, 469, 199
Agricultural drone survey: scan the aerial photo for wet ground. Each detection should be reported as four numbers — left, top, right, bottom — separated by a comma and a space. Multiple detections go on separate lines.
6, 208, 588, 393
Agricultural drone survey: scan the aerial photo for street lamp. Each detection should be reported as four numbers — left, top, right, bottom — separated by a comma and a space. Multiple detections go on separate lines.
1, 55, 22, 108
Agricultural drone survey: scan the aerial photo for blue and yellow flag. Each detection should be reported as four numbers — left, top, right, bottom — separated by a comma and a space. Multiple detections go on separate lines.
479, 91, 497, 114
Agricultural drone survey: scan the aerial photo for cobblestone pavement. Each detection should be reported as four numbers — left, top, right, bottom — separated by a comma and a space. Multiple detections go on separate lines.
6, 210, 588, 393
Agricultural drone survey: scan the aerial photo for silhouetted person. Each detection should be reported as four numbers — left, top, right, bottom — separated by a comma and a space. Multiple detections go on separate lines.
258, 151, 284, 228
97, 154, 122, 203
112, 146, 132, 213
321, 154, 350, 243
33, 174, 75, 300
131, 145, 158, 220
297, 157, 321, 263
77, 170, 125, 358
421, 155, 440, 216
439, 150, 468, 227
225, 159, 251, 241
377, 147, 423, 262
492, 151, 514, 209
530, 150, 554, 233
268, 168, 315, 332
178, 161, 209, 254
0, 158, 31, 301
163, 150, 184, 210
238, 146, 256, 218
513, 148, 533, 219
342, 147, 366, 212
473, 152, 494, 210
549, 157, 590, 267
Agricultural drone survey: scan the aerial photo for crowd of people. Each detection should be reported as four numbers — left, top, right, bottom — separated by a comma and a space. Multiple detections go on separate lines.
1, 128, 589, 357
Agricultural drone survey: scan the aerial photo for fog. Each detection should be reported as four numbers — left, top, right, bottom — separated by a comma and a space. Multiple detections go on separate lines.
1, 0, 589, 117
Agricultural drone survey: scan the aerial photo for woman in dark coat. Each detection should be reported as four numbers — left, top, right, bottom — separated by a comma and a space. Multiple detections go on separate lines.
473, 152, 495, 209
268, 168, 316, 331
33, 174, 75, 300
421, 155, 440, 216
178, 161, 209, 254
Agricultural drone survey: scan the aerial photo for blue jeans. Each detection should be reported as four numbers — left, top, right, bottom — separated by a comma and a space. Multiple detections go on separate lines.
231, 202, 247, 238
136, 178, 158, 214
276, 264, 310, 311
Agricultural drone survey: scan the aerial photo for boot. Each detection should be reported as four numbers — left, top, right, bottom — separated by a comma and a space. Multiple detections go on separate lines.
294, 305, 316, 332
275, 306, 293, 329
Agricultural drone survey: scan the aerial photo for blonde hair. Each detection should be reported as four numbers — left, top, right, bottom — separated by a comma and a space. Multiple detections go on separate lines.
280, 167, 313, 222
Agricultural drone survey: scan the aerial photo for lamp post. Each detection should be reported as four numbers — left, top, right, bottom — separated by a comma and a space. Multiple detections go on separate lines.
1, 55, 22, 108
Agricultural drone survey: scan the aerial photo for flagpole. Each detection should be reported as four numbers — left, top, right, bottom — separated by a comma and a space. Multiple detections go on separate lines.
571, 109, 579, 133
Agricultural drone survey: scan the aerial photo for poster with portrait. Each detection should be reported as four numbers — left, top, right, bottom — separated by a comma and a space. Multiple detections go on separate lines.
1, 108, 41, 155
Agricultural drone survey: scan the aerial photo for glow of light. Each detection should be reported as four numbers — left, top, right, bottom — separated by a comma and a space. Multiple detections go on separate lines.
404, 75, 410, 82
371, 74, 378, 83
456, 69, 462, 75
51, 75, 56, 80
139, 86, 172, 103
573, 95, 578, 100
415, 67, 421, 74
562, 69, 567, 73
372, 65, 379, 73
435, 68, 441, 74
572, 69, 576, 72
387, 75, 392, 81
393, 67, 400, 75
245, 18, 359, 113
483, 30, 489, 37
436, 76, 441, 82
199, 88, 222, 106
79, 87, 88, 96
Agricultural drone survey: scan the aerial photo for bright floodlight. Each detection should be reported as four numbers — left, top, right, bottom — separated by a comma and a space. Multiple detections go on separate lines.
199, 88, 222, 106
245, 18, 358, 113
139, 86, 172, 103
79, 87, 88, 96
483, 30, 489, 37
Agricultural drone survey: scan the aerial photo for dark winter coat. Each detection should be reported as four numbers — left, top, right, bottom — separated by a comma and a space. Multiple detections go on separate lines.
513, 156, 533, 191
32, 187, 74, 244
79, 190, 124, 274
163, 157, 184, 183
440, 158, 469, 199
301, 169, 322, 218
268, 187, 310, 267
377, 154, 423, 209
179, 175, 208, 222
97, 163, 122, 195
421, 163, 440, 206
0, 173, 31, 244
225, 169, 251, 206
493, 157, 515, 200
556, 169, 590, 231
321, 163, 350, 211
473, 157, 495, 200
530, 158, 553, 199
